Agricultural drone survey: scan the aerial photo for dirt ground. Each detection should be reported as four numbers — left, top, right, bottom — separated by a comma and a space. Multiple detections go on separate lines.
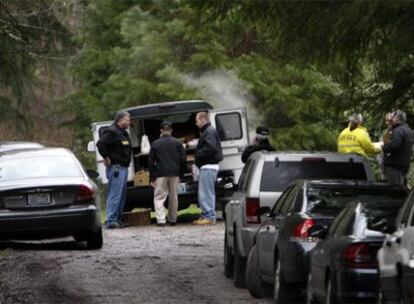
0, 221, 272, 304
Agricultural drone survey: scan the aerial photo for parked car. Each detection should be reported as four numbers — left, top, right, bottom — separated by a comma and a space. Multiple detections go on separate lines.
0, 141, 44, 152
88, 100, 248, 211
307, 186, 407, 304
0, 148, 103, 249
378, 187, 414, 303
224, 152, 374, 288
246, 180, 402, 303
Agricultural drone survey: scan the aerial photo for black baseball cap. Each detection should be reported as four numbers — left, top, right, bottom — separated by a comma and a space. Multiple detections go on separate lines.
160, 121, 172, 129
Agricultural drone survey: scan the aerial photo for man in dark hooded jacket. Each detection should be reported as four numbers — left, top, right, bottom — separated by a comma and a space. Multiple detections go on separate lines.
241, 126, 275, 163
383, 110, 414, 190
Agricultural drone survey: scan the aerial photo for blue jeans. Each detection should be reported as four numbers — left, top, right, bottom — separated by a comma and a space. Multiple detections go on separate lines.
106, 165, 128, 226
198, 168, 218, 220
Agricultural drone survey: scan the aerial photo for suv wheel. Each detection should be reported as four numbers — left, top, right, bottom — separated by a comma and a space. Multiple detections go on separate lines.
246, 244, 272, 298
233, 236, 246, 288
86, 228, 103, 250
224, 229, 234, 278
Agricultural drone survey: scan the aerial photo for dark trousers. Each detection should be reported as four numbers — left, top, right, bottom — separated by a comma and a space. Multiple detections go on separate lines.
385, 166, 409, 191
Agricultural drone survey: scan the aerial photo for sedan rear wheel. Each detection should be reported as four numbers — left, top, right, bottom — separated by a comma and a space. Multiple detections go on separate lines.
224, 230, 234, 278
246, 245, 272, 298
86, 228, 103, 250
274, 258, 289, 303
326, 276, 337, 304
306, 272, 317, 304
233, 236, 246, 288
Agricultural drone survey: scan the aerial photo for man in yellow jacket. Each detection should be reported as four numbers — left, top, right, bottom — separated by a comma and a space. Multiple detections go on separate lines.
337, 113, 379, 158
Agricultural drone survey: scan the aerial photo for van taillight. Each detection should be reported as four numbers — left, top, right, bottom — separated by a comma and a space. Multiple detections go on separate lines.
75, 184, 95, 203
292, 219, 315, 238
246, 197, 260, 223
342, 243, 377, 268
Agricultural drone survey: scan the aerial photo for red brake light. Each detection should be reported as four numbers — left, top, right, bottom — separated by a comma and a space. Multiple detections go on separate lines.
246, 197, 260, 223
293, 219, 315, 238
75, 184, 95, 203
342, 243, 377, 268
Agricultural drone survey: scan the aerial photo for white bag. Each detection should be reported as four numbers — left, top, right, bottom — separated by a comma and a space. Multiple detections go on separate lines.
140, 134, 150, 154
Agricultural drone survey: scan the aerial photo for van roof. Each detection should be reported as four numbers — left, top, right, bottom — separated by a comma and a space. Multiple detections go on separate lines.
121, 100, 213, 119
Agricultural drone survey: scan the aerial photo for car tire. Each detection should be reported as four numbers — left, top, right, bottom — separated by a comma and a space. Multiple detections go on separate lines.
306, 272, 317, 304
73, 233, 87, 242
273, 258, 290, 303
325, 275, 338, 304
224, 229, 234, 278
246, 244, 272, 298
86, 228, 103, 250
233, 236, 246, 288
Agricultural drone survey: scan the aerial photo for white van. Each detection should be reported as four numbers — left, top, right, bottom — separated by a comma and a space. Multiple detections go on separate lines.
87, 100, 249, 211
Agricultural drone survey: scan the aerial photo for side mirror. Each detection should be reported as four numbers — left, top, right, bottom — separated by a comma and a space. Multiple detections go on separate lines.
256, 206, 271, 217
86, 169, 99, 179
308, 225, 328, 239
87, 141, 96, 152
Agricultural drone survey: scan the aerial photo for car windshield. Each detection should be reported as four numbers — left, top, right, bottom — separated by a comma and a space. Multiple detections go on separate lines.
307, 187, 406, 215
0, 156, 83, 181
260, 160, 367, 192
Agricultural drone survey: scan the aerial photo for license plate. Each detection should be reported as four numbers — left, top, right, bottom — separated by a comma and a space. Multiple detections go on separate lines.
177, 183, 186, 194
28, 193, 51, 206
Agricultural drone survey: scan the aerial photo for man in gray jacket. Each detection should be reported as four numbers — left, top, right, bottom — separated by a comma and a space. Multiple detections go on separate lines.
148, 121, 186, 226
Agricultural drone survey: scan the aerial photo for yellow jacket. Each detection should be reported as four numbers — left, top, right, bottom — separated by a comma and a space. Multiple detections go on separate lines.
337, 125, 378, 158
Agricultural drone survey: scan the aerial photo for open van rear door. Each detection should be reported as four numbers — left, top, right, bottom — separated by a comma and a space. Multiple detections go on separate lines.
209, 108, 249, 183
88, 121, 135, 184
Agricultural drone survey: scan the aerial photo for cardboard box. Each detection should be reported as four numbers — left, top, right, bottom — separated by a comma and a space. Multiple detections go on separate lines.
134, 170, 150, 187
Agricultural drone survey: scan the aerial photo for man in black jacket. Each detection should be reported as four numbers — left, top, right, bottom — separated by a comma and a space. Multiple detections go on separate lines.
383, 110, 414, 190
148, 121, 186, 226
241, 126, 275, 163
193, 112, 223, 225
96, 112, 132, 229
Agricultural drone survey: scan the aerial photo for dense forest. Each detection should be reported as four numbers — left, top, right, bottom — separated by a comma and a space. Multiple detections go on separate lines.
1, 0, 414, 166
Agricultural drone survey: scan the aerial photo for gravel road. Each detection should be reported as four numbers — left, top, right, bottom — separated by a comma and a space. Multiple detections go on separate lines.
0, 222, 272, 304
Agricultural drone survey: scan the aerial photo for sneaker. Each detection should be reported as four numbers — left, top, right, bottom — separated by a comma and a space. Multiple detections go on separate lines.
118, 221, 130, 228
156, 222, 166, 227
192, 218, 216, 225
106, 222, 120, 229
168, 222, 176, 226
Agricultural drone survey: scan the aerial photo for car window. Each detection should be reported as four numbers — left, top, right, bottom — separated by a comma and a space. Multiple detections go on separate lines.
400, 192, 414, 227
0, 155, 83, 180
334, 208, 355, 237
271, 186, 294, 216
280, 188, 298, 216
238, 159, 252, 191
328, 207, 348, 237
306, 186, 407, 216
260, 160, 368, 192
215, 112, 242, 141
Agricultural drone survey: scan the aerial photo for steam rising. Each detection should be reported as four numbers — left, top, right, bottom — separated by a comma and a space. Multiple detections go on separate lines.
182, 70, 262, 141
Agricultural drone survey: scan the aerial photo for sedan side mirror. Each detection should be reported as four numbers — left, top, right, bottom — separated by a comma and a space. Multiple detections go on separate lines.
308, 225, 328, 239
256, 206, 272, 217
86, 169, 99, 179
